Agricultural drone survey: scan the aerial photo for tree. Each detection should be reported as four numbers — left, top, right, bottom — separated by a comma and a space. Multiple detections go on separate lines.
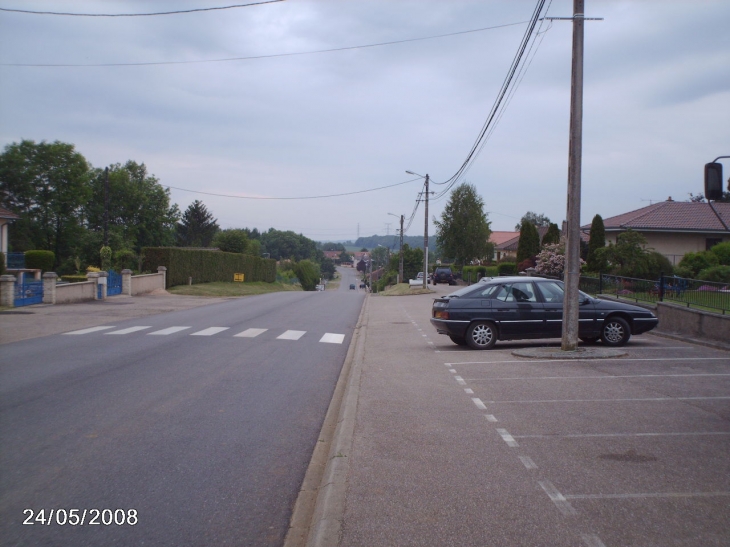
260, 229, 318, 261
0, 140, 90, 266
516, 220, 540, 263
339, 251, 352, 263
585, 214, 607, 272
370, 245, 390, 268
176, 200, 219, 247
515, 211, 551, 231
320, 242, 345, 252
212, 229, 249, 254
434, 183, 491, 265
320, 257, 336, 280
293, 259, 321, 291
541, 223, 560, 246
596, 229, 652, 277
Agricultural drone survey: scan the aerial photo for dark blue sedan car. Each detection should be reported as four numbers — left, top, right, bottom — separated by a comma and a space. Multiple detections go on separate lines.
430, 276, 658, 350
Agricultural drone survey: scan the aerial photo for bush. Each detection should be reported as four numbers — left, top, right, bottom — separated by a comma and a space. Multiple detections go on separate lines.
678, 251, 719, 277
645, 251, 674, 280
462, 265, 488, 282
114, 249, 138, 272
25, 250, 55, 272
60, 275, 89, 283
497, 262, 517, 276
697, 265, 730, 283
293, 259, 320, 291
484, 266, 498, 277
517, 258, 536, 272
142, 247, 276, 288
0, 252, 5, 275
709, 241, 730, 265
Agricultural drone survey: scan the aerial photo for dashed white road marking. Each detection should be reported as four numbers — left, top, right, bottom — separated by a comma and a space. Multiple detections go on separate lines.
581, 534, 607, 547
485, 396, 730, 404
496, 428, 519, 447
277, 330, 307, 341
105, 326, 151, 335
148, 326, 191, 335
235, 328, 268, 338
465, 373, 730, 381
485, 414, 498, 422
464, 388, 474, 394
514, 431, 730, 439
538, 480, 577, 516
471, 398, 487, 410
319, 333, 345, 344
447, 357, 730, 365
64, 326, 116, 335
449, 369, 457, 374
191, 327, 230, 336
518, 456, 538, 469
454, 376, 466, 385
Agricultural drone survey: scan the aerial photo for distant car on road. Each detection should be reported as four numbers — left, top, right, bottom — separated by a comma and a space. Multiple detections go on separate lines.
432, 267, 456, 285
430, 276, 658, 349
350, 284, 356, 290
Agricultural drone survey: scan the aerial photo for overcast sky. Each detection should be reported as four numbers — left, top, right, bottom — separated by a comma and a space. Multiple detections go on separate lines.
1, 0, 729, 244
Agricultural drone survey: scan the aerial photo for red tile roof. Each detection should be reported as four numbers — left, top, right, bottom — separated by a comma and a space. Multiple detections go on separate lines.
0, 206, 20, 220
584, 200, 730, 233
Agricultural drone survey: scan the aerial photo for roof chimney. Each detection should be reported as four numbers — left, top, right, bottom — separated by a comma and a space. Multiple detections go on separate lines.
667, 196, 673, 201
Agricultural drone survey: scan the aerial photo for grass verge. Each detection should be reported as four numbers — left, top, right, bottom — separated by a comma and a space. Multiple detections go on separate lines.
378, 283, 433, 296
168, 281, 301, 297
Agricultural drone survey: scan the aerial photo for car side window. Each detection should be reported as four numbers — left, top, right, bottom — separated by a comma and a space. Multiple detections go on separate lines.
511, 282, 537, 303
537, 281, 564, 303
474, 284, 502, 298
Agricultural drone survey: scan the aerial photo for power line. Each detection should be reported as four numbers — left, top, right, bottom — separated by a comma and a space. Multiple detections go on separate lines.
0, 21, 530, 68
0, 1, 284, 17
164, 177, 421, 200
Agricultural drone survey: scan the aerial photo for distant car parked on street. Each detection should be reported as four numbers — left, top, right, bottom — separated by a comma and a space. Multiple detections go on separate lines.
350, 284, 356, 290
430, 276, 658, 350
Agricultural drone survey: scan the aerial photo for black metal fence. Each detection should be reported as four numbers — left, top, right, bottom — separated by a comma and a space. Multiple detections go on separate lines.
580, 273, 729, 315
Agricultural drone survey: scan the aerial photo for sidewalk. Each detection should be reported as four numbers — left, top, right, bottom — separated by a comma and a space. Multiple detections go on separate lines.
0, 293, 229, 345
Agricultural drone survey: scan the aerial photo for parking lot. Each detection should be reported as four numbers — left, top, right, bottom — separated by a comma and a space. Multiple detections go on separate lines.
339, 283, 730, 547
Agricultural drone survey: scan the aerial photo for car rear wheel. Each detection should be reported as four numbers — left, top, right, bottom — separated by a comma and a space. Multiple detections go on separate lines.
601, 316, 631, 346
449, 335, 467, 346
466, 321, 497, 350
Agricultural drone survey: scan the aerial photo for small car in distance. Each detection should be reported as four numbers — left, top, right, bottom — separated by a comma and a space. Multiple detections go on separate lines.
430, 276, 658, 349
432, 267, 456, 285
350, 284, 356, 290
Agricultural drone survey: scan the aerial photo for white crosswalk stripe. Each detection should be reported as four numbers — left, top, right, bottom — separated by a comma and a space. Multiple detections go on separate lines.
190, 327, 230, 336
277, 330, 307, 341
235, 328, 268, 338
148, 326, 192, 335
106, 326, 152, 335
62, 325, 345, 343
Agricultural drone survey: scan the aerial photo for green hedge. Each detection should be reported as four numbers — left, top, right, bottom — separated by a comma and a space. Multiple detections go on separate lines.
25, 250, 55, 272
497, 262, 517, 276
142, 247, 276, 288
0, 252, 5, 275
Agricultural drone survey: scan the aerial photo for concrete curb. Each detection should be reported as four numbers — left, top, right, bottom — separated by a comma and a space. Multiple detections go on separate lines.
650, 330, 730, 352
284, 294, 369, 547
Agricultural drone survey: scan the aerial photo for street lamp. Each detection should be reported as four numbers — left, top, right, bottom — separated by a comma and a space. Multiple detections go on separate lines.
406, 170, 430, 289
388, 212, 404, 283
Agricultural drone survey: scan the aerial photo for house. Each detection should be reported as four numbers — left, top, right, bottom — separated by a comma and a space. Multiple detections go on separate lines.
0, 206, 20, 266
490, 231, 519, 261
583, 198, 730, 265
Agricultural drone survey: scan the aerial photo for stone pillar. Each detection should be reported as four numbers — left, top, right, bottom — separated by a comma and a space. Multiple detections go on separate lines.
0, 274, 16, 308
98, 271, 108, 300
87, 272, 100, 300
157, 266, 167, 289
43, 272, 57, 304
122, 269, 133, 296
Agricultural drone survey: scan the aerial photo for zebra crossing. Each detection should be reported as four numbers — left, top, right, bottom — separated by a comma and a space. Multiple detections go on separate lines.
62, 325, 346, 344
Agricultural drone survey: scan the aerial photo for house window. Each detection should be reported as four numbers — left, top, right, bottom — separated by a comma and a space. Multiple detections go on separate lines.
706, 238, 722, 251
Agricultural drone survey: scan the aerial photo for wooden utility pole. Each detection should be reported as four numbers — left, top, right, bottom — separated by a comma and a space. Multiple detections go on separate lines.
399, 214, 404, 284
423, 174, 430, 289
103, 167, 109, 247
561, 0, 584, 351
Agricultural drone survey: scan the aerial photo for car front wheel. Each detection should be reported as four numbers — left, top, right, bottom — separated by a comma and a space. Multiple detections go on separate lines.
601, 316, 631, 346
466, 321, 497, 350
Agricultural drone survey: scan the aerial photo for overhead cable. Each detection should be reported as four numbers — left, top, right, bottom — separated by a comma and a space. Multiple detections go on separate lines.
0, 1, 284, 17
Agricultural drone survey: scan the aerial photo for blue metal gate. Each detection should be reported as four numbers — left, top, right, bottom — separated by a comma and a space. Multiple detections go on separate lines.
107, 270, 122, 296
14, 278, 43, 307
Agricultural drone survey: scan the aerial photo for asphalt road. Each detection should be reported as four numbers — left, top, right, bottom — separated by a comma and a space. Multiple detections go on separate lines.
0, 268, 365, 546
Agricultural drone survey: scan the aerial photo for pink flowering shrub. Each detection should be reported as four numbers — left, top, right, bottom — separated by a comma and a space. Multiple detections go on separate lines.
535, 243, 585, 277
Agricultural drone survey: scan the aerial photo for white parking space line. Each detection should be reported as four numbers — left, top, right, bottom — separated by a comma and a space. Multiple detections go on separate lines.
235, 328, 268, 338
566, 491, 730, 500
485, 414, 498, 422
518, 456, 538, 469
496, 428, 519, 447
464, 388, 474, 394
465, 373, 730, 381
514, 431, 730, 439
471, 398, 487, 410
190, 327, 230, 336
105, 326, 152, 335
485, 396, 730, 404
448, 357, 730, 365
148, 326, 191, 335
454, 376, 466, 385
581, 534, 607, 547
449, 369, 457, 374
538, 481, 577, 516
320, 333, 345, 344
63, 326, 116, 335
277, 330, 306, 341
